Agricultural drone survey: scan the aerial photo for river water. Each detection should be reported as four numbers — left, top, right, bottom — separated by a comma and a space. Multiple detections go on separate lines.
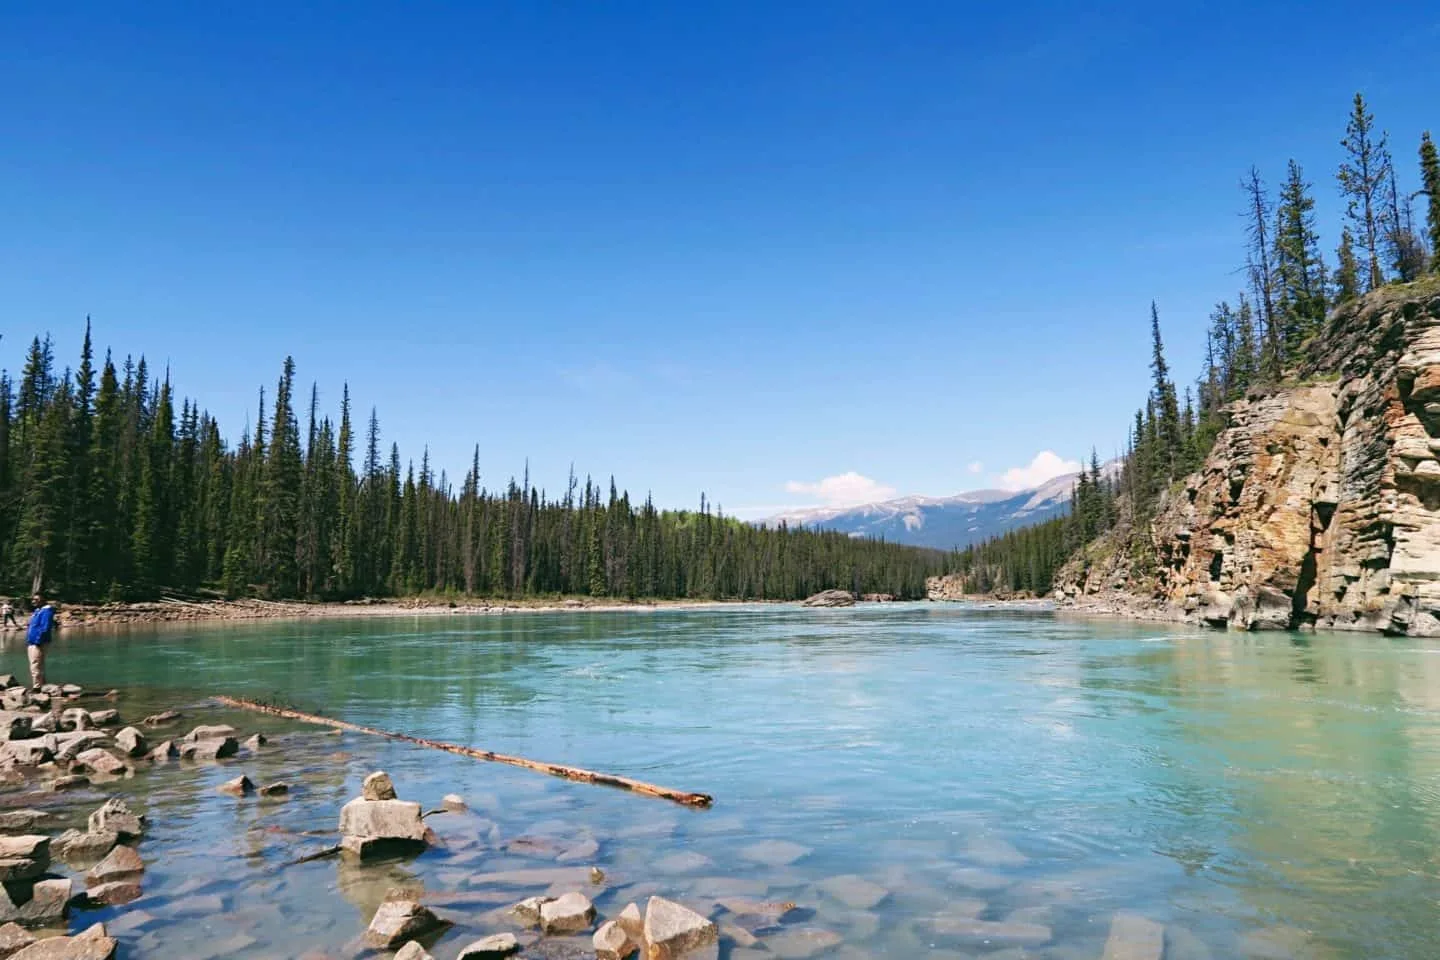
7, 603, 1440, 958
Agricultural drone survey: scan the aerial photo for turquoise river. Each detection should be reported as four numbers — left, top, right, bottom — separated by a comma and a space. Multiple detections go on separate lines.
4, 602, 1440, 959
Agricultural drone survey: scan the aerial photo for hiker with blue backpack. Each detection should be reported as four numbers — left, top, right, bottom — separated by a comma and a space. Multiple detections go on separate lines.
26, 593, 57, 690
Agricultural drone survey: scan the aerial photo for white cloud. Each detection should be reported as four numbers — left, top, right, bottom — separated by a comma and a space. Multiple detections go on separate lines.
967, 461, 984, 474
785, 471, 897, 507
996, 451, 1081, 491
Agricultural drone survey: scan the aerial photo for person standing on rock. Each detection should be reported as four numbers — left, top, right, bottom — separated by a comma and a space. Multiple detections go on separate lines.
25, 593, 57, 690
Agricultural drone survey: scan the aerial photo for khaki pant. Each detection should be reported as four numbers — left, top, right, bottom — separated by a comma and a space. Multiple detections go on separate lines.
26, 644, 44, 689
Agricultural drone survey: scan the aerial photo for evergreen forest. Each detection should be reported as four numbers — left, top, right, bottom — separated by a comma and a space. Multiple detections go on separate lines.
948, 94, 1440, 596
0, 341, 944, 604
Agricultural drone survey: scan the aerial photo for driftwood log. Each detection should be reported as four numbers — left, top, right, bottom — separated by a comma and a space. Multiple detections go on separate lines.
214, 695, 714, 809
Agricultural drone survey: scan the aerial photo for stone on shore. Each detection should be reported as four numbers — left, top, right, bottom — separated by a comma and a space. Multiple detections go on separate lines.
53, 732, 108, 763
28, 714, 55, 735
218, 775, 254, 796
594, 920, 636, 960
72, 750, 128, 777
88, 799, 144, 840
363, 900, 445, 948
182, 725, 236, 743
393, 943, 434, 960
644, 897, 717, 960
0, 837, 49, 883
86, 845, 143, 882
1101, 912, 1165, 960
0, 713, 32, 743
801, 589, 856, 607
112, 728, 147, 758
362, 770, 397, 800
456, 933, 520, 959
179, 736, 239, 761
8, 922, 116, 959
0, 877, 72, 927
540, 891, 595, 934
0, 742, 52, 767
0, 922, 36, 958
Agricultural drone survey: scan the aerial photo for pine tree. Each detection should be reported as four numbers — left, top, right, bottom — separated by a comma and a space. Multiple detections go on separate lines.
1149, 303, 1183, 478
1274, 160, 1326, 360
1422, 132, 1440, 273
1338, 92, 1391, 291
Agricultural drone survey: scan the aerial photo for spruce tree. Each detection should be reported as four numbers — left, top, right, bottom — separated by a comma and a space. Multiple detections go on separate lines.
1274, 160, 1326, 360
1241, 168, 1278, 348
1422, 132, 1440, 273
1334, 227, 1361, 304
1338, 92, 1391, 291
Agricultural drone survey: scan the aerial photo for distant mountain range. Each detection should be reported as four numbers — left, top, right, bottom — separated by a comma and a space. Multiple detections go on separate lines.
762, 468, 1108, 551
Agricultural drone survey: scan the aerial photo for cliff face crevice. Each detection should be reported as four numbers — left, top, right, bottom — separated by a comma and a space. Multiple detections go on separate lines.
1058, 278, 1440, 634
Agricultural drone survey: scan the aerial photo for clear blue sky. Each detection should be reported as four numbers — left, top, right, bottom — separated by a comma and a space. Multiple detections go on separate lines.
3, 2, 1438, 517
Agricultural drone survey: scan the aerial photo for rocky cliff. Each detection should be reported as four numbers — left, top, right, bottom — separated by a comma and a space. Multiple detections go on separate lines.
1057, 276, 1440, 634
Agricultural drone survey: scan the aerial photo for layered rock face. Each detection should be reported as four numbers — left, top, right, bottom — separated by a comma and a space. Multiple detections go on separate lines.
1060, 278, 1440, 634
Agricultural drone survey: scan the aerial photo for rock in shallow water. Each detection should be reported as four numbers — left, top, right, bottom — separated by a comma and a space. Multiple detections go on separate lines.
393, 943, 434, 960
593, 920, 635, 960
456, 933, 521, 959
81, 881, 142, 907
86, 844, 143, 882
9, 922, 116, 960
217, 775, 254, 796
0, 878, 72, 927
89, 799, 144, 840
363, 900, 445, 949
113, 727, 147, 758
1101, 912, 1165, 960
362, 770, 397, 800
540, 892, 595, 934
645, 896, 718, 960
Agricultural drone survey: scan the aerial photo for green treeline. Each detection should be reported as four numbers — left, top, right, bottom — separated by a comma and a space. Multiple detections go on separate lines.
0, 339, 943, 603
947, 94, 1440, 595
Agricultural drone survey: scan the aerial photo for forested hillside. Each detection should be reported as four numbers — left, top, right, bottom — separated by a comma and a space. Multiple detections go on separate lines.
0, 337, 944, 603
944, 94, 1440, 597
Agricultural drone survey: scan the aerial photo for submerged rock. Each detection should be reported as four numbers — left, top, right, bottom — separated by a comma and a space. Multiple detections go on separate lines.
644, 897, 717, 960
441, 793, 467, 812
1101, 912, 1165, 960
363, 900, 445, 949
818, 874, 889, 910
456, 933, 520, 959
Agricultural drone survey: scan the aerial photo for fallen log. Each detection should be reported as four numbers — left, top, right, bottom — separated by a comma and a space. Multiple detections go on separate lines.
214, 696, 714, 809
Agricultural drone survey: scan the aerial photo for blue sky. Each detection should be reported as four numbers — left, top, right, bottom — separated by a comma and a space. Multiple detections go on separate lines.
3, 2, 1438, 518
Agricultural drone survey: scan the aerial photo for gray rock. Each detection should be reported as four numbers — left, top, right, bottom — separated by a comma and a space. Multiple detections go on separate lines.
80, 881, 141, 907
182, 724, 236, 743
28, 714, 55, 735
338, 797, 426, 853
363, 900, 445, 949
60, 709, 92, 731
0, 741, 52, 766
59, 685, 81, 697
441, 793, 467, 812
540, 891, 595, 934
0, 692, 27, 712
179, 736, 238, 761
140, 711, 181, 727
258, 781, 289, 797
512, 895, 551, 925
147, 740, 178, 762
88, 799, 144, 839
86, 710, 119, 728
801, 589, 857, 607
54, 830, 118, 863
72, 749, 127, 777
241, 733, 266, 752
644, 897, 718, 959
217, 775, 254, 796
86, 845, 143, 882
456, 933, 521, 959
0, 713, 32, 743
1101, 912, 1165, 960
362, 770, 397, 800
112, 728, 147, 758
53, 732, 108, 763
0, 811, 47, 834
48, 775, 89, 792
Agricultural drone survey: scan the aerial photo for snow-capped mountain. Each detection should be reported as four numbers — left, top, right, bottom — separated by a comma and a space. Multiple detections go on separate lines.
761, 468, 1107, 551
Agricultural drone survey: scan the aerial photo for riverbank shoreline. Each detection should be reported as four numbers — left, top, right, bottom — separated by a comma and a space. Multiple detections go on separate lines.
0, 595, 788, 633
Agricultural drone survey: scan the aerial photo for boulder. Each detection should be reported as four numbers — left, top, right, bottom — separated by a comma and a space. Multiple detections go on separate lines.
0, 812, 47, 834
259, 782, 289, 797
147, 740, 178, 762
643, 897, 717, 960
178, 736, 238, 761
217, 775, 254, 796
182, 725, 236, 743
112, 728, 146, 758
80, 882, 141, 907
801, 589, 857, 608
0, 837, 49, 883
362, 771, 397, 800
455, 934, 520, 959
338, 797, 427, 859
85, 711, 119, 728
0, 878, 72, 928
363, 900, 445, 949
393, 944, 434, 960
0, 922, 36, 958
71, 750, 127, 777
8, 922, 116, 959
53, 830, 118, 863
86, 845, 143, 882
539, 891, 595, 934
88, 799, 144, 839
0, 742, 52, 767
594, 920, 636, 960
140, 711, 181, 727
0, 713, 32, 743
